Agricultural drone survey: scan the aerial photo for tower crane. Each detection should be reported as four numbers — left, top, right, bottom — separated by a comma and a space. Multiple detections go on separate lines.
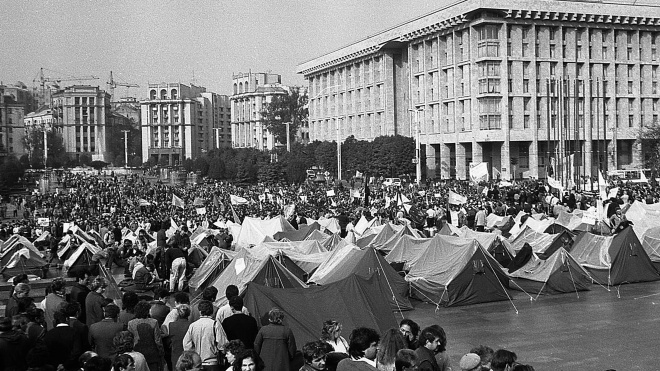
107, 71, 140, 101
32, 67, 99, 105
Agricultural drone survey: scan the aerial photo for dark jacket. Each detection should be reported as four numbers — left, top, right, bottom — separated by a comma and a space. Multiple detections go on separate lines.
85, 291, 106, 326
44, 325, 78, 368
0, 330, 30, 371
222, 313, 259, 349
415, 346, 440, 371
89, 318, 124, 358
69, 282, 91, 322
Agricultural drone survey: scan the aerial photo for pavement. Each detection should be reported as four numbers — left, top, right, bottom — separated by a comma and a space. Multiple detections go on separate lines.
404, 280, 660, 371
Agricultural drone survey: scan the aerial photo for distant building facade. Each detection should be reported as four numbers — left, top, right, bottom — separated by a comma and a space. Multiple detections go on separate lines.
51, 85, 112, 162
1, 83, 39, 159
231, 72, 287, 150
140, 83, 230, 165
298, 0, 660, 180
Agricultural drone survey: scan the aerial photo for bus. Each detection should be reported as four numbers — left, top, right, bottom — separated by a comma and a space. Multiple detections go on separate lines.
607, 169, 651, 183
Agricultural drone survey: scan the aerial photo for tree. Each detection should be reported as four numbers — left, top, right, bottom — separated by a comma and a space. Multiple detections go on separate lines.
261, 87, 308, 145
80, 153, 93, 166
0, 156, 25, 188
194, 157, 210, 176
182, 158, 194, 172
207, 158, 226, 179
639, 119, 660, 177
315, 141, 337, 176
21, 129, 66, 169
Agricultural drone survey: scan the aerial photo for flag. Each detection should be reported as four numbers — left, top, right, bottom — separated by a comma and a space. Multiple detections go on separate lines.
641, 171, 649, 183
193, 197, 205, 207
196, 207, 207, 215
170, 218, 179, 231
547, 176, 564, 191
230, 194, 248, 205
608, 187, 619, 199
396, 193, 410, 206
470, 162, 489, 182
213, 194, 219, 208
355, 170, 363, 178
598, 171, 608, 200
448, 190, 467, 205
138, 199, 151, 207
230, 204, 241, 224
172, 194, 185, 208
326, 190, 336, 197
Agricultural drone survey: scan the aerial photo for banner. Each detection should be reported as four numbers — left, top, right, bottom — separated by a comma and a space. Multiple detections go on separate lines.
326, 190, 336, 197
230, 194, 249, 205
448, 190, 467, 205
581, 209, 597, 225
193, 197, 205, 207
196, 207, 207, 215
37, 217, 50, 227
469, 162, 489, 182
547, 176, 564, 191
138, 199, 151, 207
172, 194, 185, 208
608, 187, 619, 199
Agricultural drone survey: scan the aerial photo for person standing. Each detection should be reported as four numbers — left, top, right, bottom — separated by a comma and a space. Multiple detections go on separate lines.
336, 327, 380, 371
183, 300, 226, 371
89, 304, 124, 359
85, 277, 107, 327
0, 316, 30, 371
165, 304, 192, 369
42, 278, 67, 330
164, 243, 187, 292
414, 327, 443, 371
128, 301, 164, 371
5, 282, 34, 318
254, 307, 297, 371
69, 270, 91, 322
221, 296, 258, 349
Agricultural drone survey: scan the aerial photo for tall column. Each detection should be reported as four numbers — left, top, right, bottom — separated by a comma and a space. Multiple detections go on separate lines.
473, 142, 483, 163
425, 144, 436, 179
500, 141, 511, 180
456, 143, 467, 180
584, 139, 593, 179
529, 140, 539, 178
440, 143, 451, 179
633, 140, 643, 168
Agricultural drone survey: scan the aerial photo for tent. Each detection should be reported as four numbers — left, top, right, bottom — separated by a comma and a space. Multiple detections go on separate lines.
210, 249, 307, 307
234, 216, 296, 248
624, 201, 660, 238
405, 237, 510, 307
244, 273, 398, 346
63, 242, 103, 277
570, 227, 660, 286
640, 226, 660, 271
385, 235, 435, 270
248, 242, 330, 276
188, 247, 236, 291
187, 245, 209, 268
273, 222, 322, 241
374, 224, 424, 253
437, 223, 460, 236
509, 227, 573, 258
315, 217, 342, 234
304, 229, 330, 242
508, 248, 593, 296
319, 233, 345, 251
461, 229, 515, 268
308, 245, 413, 312
0, 236, 48, 278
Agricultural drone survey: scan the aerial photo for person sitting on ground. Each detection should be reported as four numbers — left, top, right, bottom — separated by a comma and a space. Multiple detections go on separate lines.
337, 327, 380, 371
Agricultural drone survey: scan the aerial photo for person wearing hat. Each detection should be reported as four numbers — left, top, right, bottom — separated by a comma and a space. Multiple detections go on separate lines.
459, 353, 481, 371
85, 277, 108, 326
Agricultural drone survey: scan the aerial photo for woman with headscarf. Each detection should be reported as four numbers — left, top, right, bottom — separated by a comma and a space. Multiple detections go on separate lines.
253, 308, 296, 371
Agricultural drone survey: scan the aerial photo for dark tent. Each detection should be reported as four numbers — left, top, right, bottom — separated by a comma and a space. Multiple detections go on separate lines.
508, 243, 533, 273
187, 246, 209, 268
537, 230, 575, 259
244, 273, 398, 346
509, 248, 593, 295
461, 229, 515, 268
308, 245, 413, 312
0, 237, 48, 278
64, 242, 102, 277
274, 222, 321, 241
544, 223, 574, 236
571, 227, 660, 286
275, 252, 311, 283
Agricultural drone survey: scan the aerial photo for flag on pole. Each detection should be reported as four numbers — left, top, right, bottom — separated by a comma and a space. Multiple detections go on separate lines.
230, 204, 241, 224
213, 194, 219, 208
196, 207, 207, 215
138, 199, 151, 207
598, 171, 608, 200
172, 194, 185, 208
469, 162, 489, 182
326, 190, 336, 197
641, 171, 649, 183
608, 187, 619, 199
193, 197, 205, 207
448, 190, 467, 205
547, 176, 564, 191
230, 194, 249, 205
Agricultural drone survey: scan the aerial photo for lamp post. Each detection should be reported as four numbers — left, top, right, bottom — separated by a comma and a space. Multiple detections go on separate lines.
42, 123, 52, 168
121, 130, 130, 168
285, 122, 291, 152
409, 107, 424, 184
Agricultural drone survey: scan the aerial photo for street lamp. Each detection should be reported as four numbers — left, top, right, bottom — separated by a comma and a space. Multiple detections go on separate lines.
121, 130, 130, 168
409, 107, 424, 184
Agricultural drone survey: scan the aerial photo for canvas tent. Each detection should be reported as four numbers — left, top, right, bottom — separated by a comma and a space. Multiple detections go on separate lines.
188, 247, 236, 291
624, 201, 660, 238
508, 248, 593, 296
385, 235, 435, 270
308, 245, 413, 311
210, 249, 307, 307
374, 224, 423, 253
273, 222, 322, 241
248, 242, 330, 276
243, 274, 398, 346
570, 227, 660, 286
404, 236, 510, 306
234, 216, 296, 248
0, 236, 48, 278
63, 242, 103, 277
640, 226, 660, 271
509, 227, 573, 258
461, 229, 515, 268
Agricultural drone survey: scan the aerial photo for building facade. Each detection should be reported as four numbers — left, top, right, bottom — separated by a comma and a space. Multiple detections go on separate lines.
1, 83, 37, 160
140, 83, 230, 165
51, 86, 112, 163
231, 72, 288, 150
297, 0, 660, 181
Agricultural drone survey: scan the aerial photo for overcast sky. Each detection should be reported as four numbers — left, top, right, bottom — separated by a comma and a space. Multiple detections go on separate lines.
1, 0, 451, 97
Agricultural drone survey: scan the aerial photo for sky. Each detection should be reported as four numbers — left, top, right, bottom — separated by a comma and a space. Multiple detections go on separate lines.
1, 0, 452, 97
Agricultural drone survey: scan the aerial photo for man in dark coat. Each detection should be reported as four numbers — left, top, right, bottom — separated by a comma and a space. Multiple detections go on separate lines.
88, 304, 124, 359
222, 296, 258, 348
44, 311, 80, 369
414, 326, 443, 371
85, 277, 107, 326
68, 270, 90, 322
0, 316, 29, 371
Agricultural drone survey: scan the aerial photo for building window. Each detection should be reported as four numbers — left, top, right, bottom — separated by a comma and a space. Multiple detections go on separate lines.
478, 98, 501, 130
477, 25, 500, 57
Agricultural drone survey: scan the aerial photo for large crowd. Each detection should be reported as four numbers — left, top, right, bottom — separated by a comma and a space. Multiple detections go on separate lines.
1, 170, 655, 371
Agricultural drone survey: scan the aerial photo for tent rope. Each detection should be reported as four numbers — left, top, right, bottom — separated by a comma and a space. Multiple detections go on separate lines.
506, 277, 535, 301
409, 283, 442, 312
566, 259, 581, 299
480, 245, 519, 314
534, 282, 546, 301
372, 249, 404, 319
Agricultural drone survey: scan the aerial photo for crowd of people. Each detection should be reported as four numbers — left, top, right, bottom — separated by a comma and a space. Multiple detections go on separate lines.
1, 170, 654, 371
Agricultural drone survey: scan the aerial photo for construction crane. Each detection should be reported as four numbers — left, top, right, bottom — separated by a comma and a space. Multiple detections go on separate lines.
107, 71, 139, 101
33, 67, 99, 105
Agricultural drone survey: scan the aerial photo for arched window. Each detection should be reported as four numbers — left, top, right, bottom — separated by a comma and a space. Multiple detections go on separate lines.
233, 83, 238, 95
239, 82, 243, 93
160, 89, 167, 99
245, 82, 249, 92
150, 90, 157, 99
171, 89, 178, 99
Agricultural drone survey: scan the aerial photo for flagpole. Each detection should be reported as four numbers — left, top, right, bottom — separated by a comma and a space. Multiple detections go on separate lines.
596, 78, 600, 192
602, 72, 608, 177
546, 78, 551, 180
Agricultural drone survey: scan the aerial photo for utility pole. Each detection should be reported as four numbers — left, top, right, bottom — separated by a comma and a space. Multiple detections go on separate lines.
121, 130, 130, 168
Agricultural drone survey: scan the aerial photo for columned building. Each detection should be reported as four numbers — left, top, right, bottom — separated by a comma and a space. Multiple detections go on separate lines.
231, 72, 287, 150
140, 83, 230, 165
1, 82, 37, 159
51, 85, 112, 162
297, 0, 660, 181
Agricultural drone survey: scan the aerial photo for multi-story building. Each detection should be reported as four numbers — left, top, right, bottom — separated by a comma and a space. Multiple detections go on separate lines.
231, 72, 288, 150
140, 83, 230, 165
51, 85, 112, 163
1, 82, 37, 159
297, 0, 660, 181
